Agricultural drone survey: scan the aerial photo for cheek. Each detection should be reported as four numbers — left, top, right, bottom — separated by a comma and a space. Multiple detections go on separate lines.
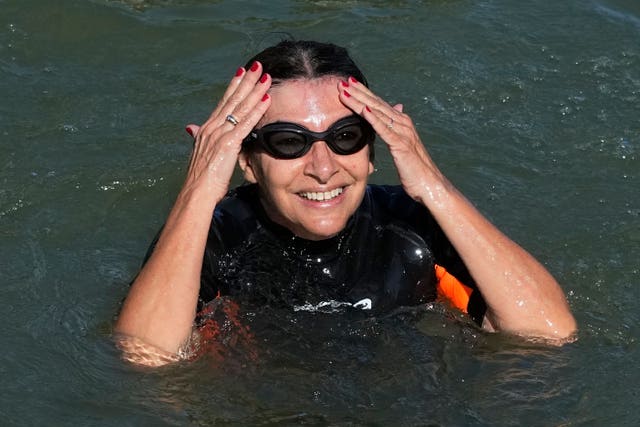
342, 154, 373, 177
249, 154, 274, 184
255, 156, 303, 189
350, 147, 374, 175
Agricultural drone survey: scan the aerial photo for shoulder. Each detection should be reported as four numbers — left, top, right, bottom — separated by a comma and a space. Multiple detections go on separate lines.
215, 184, 259, 218
365, 184, 413, 204
362, 184, 436, 230
364, 184, 413, 213
210, 184, 263, 247
362, 185, 460, 267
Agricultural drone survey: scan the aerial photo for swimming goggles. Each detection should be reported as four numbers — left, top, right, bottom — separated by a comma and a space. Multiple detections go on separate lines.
242, 115, 375, 159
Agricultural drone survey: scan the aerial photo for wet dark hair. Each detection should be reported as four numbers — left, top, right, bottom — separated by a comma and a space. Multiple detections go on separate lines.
243, 40, 374, 160
244, 40, 369, 87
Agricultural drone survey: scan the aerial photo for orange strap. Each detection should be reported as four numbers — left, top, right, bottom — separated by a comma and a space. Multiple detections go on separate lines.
435, 264, 473, 313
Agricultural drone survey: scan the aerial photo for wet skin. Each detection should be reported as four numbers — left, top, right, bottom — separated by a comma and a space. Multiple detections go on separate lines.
239, 77, 374, 241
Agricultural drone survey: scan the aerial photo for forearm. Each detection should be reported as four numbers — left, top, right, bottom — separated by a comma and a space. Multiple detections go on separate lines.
417, 177, 576, 339
336, 78, 576, 339
115, 183, 216, 354
114, 62, 271, 362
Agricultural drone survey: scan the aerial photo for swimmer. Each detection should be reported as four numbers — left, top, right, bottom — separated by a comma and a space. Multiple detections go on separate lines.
115, 40, 576, 366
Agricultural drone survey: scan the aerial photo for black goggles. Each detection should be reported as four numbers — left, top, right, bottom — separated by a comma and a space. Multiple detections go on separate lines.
242, 115, 375, 159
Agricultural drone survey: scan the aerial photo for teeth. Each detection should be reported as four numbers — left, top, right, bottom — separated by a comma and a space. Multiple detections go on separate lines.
299, 187, 344, 201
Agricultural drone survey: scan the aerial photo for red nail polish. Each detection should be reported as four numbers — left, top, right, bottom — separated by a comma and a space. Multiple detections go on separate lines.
261, 93, 270, 102
365, 106, 371, 113
349, 76, 358, 84
235, 67, 245, 77
343, 90, 351, 98
260, 73, 269, 83
185, 127, 194, 137
341, 80, 349, 88
250, 61, 259, 72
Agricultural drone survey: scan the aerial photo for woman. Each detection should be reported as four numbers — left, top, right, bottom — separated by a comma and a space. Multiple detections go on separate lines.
115, 40, 576, 366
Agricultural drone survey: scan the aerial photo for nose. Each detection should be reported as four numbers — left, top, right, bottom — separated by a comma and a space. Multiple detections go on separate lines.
303, 140, 339, 183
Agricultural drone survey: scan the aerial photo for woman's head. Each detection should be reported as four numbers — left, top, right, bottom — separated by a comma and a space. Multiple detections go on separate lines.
242, 40, 374, 162
238, 41, 375, 241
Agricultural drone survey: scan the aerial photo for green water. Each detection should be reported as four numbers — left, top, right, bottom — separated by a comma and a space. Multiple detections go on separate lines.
1, 0, 638, 425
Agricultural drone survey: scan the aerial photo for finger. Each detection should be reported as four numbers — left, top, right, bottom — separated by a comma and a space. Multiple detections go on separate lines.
393, 103, 403, 113
339, 84, 399, 135
341, 77, 403, 120
219, 66, 248, 105
229, 92, 272, 140
203, 61, 263, 128
344, 77, 387, 107
197, 63, 267, 141
347, 96, 412, 146
185, 124, 200, 138
222, 73, 272, 131
212, 61, 265, 122
199, 88, 272, 153
205, 66, 248, 121
363, 107, 402, 139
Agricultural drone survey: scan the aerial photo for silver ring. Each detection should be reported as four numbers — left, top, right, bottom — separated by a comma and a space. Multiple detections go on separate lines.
225, 114, 239, 126
387, 118, 394, 129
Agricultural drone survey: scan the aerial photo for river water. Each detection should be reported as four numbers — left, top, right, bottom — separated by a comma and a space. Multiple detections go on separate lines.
1, 0, 638, 425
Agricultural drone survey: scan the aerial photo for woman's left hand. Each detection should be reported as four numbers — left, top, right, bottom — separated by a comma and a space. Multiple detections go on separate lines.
338, 77, 448, 205
338, 77, 577, 341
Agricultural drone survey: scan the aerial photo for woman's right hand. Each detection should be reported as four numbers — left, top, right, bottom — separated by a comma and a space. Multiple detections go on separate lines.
182, 61, 272, 204
114, 62, 272, 364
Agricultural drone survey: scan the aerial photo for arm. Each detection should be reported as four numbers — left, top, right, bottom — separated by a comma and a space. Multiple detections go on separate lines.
114, 63, 272, 362
340, 78, 576, 340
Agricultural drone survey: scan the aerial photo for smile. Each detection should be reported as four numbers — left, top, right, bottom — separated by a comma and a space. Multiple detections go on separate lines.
298, 187, 344, 201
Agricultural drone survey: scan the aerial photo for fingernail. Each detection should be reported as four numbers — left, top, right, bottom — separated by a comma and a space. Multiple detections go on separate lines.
349, 76, 358, 84
185, 127, 194, 137
365, 106, 371, 113
235, 67, 245, 77
259, 73, 269, 83
250, 61, 260, 72
341, 80, 349, 88
343, 90, 351, 98
261, 93, 270, 102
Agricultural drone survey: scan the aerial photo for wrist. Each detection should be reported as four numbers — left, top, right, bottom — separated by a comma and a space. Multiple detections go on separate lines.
409, 173, 457, 210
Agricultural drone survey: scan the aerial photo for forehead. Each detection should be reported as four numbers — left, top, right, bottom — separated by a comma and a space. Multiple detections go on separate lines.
260, 77, 353, 130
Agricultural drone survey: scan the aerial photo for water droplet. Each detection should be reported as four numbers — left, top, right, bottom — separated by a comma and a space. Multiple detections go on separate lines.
560, 105, 571, 116
60, 124, 78, 133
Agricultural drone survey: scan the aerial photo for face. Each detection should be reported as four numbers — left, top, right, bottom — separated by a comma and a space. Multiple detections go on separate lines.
239, 77, 374, 241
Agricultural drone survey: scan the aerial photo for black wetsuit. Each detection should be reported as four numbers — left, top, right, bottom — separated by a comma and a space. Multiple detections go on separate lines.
198, 184, 486, 323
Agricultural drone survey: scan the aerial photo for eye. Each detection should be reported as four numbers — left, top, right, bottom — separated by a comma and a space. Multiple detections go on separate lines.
267, 131, 305, 145
333, 125, 363, 145
265, 131, 307, 154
